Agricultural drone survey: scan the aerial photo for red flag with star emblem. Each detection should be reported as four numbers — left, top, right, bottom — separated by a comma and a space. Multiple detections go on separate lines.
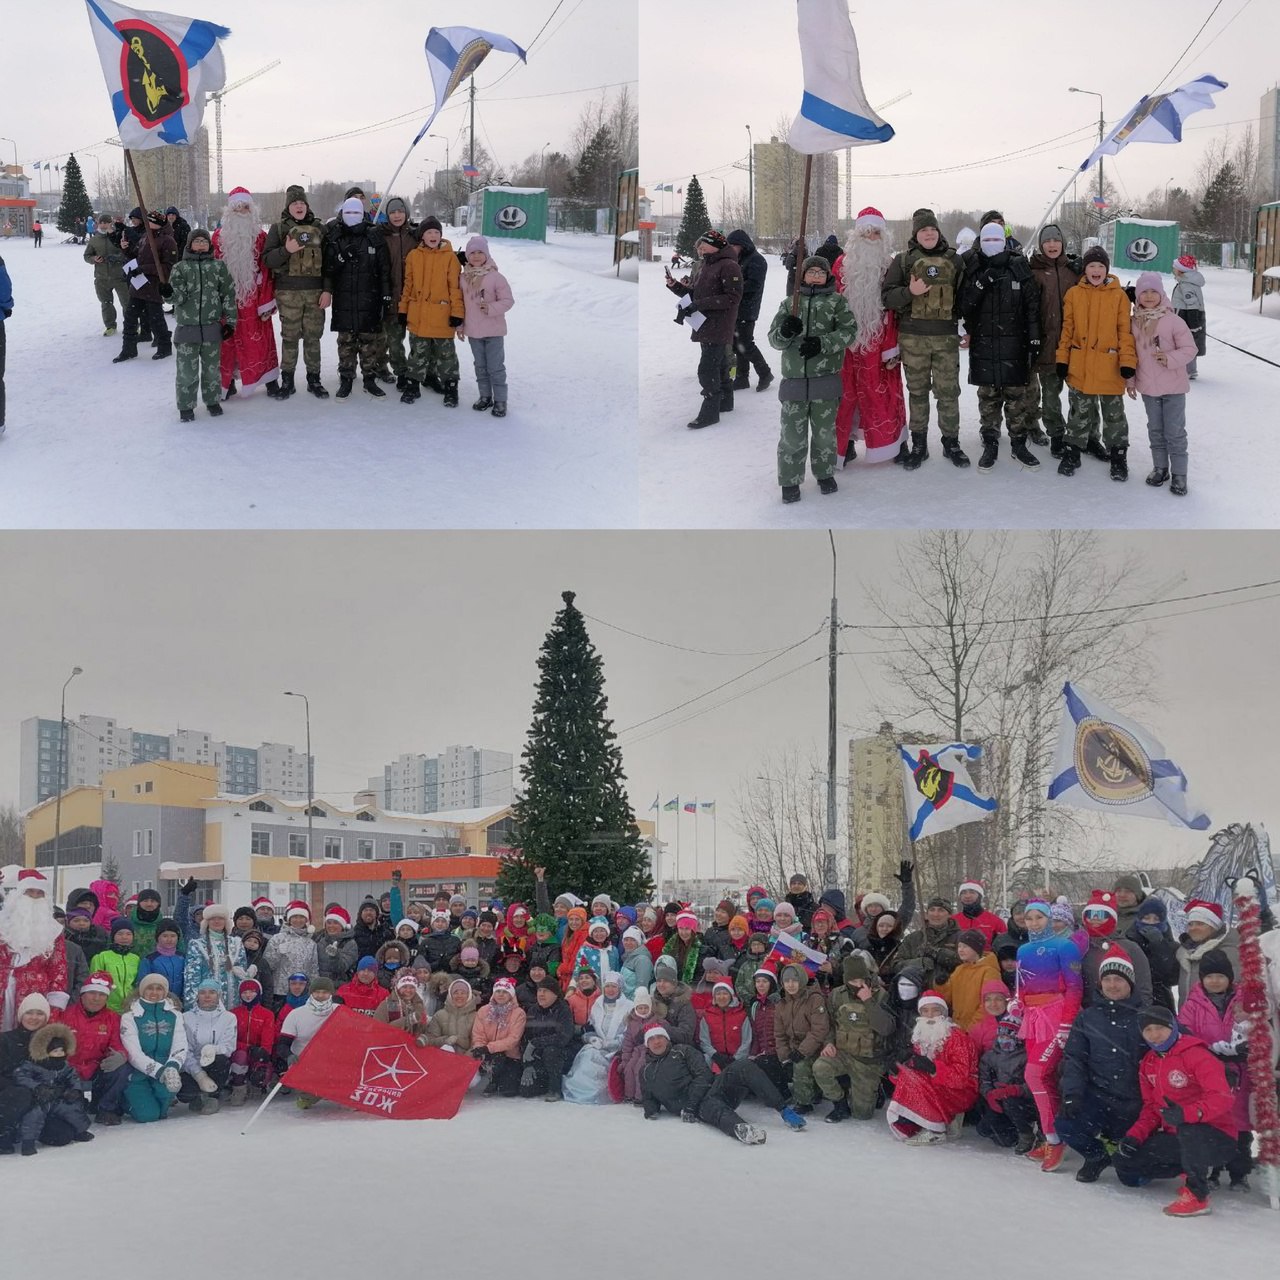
281, 1006, 478, 1119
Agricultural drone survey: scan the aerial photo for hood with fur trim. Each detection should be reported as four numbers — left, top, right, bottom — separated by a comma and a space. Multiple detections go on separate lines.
29, 1022, 77, 1061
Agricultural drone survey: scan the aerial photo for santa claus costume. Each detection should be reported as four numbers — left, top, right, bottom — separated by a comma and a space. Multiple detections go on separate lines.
0, 868, 69, 1031
832, 208, 907, 466
886, 991, 978, 1144
213, 187, 281, 397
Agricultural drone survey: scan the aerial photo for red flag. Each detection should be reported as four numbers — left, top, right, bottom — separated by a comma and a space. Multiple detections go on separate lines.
280, 1006, 478, 1119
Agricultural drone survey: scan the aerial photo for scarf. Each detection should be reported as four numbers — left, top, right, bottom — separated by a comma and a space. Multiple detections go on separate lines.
463, 259, 495, 293
155, 938, 178, 956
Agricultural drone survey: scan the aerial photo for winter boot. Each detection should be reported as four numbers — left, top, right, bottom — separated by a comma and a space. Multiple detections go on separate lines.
1049, 434, 1064, 458
295, 1093, 318, 1110
96, 1111, 122, 1127
0, 1134, 13, 1154
20, 1141, 36, 1156
543, 1090, 563, 1102
1057, 443, 1081, 476
1170, 474, 1188, 496
1163, 1181, 1211, 1217
472, 395, 493, 411
306, 372, 329, 399
491, 402, 507, 418
72, 1130, 94, 1143
977, 432, 1000, 472
893, 439, 910, 465
902, 433, 929, 471
842, 439, 857, 468
781, 485, 801, 504
1228, 1175, 1251, 1191
1109, 447, 1128, 482
207, 402, 223, 417
230, 1083, 248, 1107
779, 1105, 807, 1130
731, 371, 750, 391
179, 408, 196, 423
264, 378, 283, 398
1145, 466, 1169, 487
395, 374, 409, 393
719, 388, 735, 414
362, 374, 386, 398
422, 373, 444, 395
224, 379, 238, 400
905, 1128, 943, 1146
756, 369, 774, 392
1076, 1154, 1110, 1183
151, 338, 172, 360
1084, 437, 1109, 463
442, 382, 459, 408
824, 1098, 851, 1124
375, 368, 396, 385
400, 380, 421, 404
335, 375, 354, 399
1027, 425, 1051, 446
278, 370, 296, 399
1010, 436, 1041, 469
733, 1122, 768, 1145
942, 436, 970, 468
112, 340, 139, 363
103, 325, 117, 337
1040, 1142, 1066, 1172
818, 475, 838, 495
687, 395, 720, 430
1013, 1129, 1037, 1156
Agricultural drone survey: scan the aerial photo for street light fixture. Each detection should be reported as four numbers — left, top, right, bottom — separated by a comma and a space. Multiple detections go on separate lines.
53, 666, 84, 895
540, 141, 551, 186
0, 137, 18, 168
1068, 88, 1106, 211
283, 691, 313, 861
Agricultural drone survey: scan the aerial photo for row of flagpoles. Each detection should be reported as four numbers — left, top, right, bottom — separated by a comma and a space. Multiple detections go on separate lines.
647, 795, 718, 897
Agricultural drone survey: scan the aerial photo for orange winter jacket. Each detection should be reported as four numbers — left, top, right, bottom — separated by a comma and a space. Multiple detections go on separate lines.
935, 953, 1002, 1030
1055, 274, 1137, 396
400, 240, 464, 339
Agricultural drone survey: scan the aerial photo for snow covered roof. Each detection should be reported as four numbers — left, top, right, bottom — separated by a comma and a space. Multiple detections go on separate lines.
478, 186, 546, 195
1107, 217, 1177, 227
403, 805, 511, 825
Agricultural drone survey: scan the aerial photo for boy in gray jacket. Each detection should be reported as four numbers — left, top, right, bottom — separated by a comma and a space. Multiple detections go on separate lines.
1171, 254, 1206, 379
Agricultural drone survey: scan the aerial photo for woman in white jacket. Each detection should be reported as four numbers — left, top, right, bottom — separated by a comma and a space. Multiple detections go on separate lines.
180, 978, 238, 1113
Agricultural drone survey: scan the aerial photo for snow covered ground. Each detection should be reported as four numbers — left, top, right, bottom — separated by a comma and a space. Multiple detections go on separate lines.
0, 227, 637, 529
639, 258, 1280, 529
8, 1094, 1275, 1274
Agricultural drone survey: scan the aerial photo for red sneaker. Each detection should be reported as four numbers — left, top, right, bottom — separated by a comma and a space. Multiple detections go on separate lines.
1040, 1143, 1066, 1172
1163, 1185, 1211, 1217
1025, 1142, 1049, 1162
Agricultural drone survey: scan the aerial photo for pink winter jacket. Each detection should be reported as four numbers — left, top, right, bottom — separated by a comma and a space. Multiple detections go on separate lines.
1129, 302, 1196, 397
1176, 983, 1251, 1130
459, 263, 514, 339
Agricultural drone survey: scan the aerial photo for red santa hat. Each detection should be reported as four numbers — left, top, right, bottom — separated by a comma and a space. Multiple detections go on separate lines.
1082, 889, 1118, 934
17, 868, 48, 889
854, 206, 886, 232
252, 897, 275, 912
82, 971, 114, 998
643, 1023, 671, 1047
1097, 944, 1136, 988
711, 980, 736, 999
227, 186, 253, 206
1175, 253, 1197, 270
917, 990, 949, 1015
284, 899, 311, 922
1185, 899, 1224, 929
491, 977, 517, 999
324, 905, 351, 927
958, 880, 985, 898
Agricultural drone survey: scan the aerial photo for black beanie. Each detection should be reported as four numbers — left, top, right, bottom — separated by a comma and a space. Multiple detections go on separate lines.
1082, 244, 1110, 272
1199, 949, 1235, 982
1139, 1006, 1177, 1032
911, 208, 939, 235
420, 216, 443, 235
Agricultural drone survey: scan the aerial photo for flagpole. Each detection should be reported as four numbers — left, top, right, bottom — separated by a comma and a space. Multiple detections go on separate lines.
713, 808, 717, 881
693, 800, 699, 883
1035, 170, 1079, 249
240, 1080, 283, 1136
123, 149, 171, 289
675, 801, 681, 895
789, 155, 814, 316
653, 798, 662, 901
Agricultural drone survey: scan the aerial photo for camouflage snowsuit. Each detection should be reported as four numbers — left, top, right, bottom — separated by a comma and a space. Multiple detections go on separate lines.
169, 250, 236, 411
767, 278, 858, 487
812, 983, 895, 1119
262, 212, 329, 376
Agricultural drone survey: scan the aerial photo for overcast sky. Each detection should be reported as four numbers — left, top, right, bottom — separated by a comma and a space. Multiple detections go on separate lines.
3, 531, 1276, 885
640, 0, 1272, 227
16, 1, 634, 199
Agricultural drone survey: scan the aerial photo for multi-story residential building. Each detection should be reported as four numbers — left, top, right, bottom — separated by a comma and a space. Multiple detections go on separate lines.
1261, 86, 1280, 204
752, 137, 838, 243
368, 745, 512, 813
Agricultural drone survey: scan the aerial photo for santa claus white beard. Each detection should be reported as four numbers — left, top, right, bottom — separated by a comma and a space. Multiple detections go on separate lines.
911, 1014, 952, 1059
842, 234, 892, 352
0, 892, 63, 958
218, 207, 262, 305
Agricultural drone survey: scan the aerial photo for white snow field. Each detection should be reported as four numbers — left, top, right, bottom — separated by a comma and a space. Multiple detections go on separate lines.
639, 258, 1280, 530
8, 1095, 1275, 1274
0, 228, 637, 529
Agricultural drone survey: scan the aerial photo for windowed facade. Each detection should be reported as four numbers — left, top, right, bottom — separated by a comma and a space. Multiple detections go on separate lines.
132, 829, 153, 857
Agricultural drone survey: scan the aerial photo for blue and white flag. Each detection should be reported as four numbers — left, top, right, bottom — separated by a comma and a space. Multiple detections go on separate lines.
767, 931, 826, 976
1046, 682, 1210, 830
1079, 75, 1227, 172
787, 0, 894, 154
413, 26, 527, 145
900, 742, 997, 843
84, 0, 229, 150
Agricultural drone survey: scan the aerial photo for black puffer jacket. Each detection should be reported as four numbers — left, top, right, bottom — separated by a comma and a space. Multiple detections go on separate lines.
419, 928, 462, 973
959, 247, 1041, 388
522, 994, 576, 1050
641, 1042, 712, 1117
726, 229, 767, 326
1059, 991, 1146, 1111
353, 911, 392, 960
324, 219, 391, 333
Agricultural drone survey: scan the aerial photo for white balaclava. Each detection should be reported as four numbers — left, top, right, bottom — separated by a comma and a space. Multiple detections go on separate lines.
341, 197, 365, 227
979, 222, 1006, 257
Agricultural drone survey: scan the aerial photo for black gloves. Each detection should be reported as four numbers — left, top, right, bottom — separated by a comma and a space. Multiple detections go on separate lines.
779, 314, 803, 339
1055, 363, 1068, 379
908, 1053, 936, 1076
1160, 1103, 1185, 1128
448, 315, 464, 328
2, 308, 11, 319
249, 1046, 270, 1065
221, 323, 234, 341
398, 313, 408, 330
470, 1046, 488, 1060
178, 876, 197, 895
798, 336, 821, 359
1119, 366, 1136, 380
674, 306, 692, 325
680, 1108, 699, 1124
1116, 1135, 1140, 1160
159, 282, 173, 299
895, 859, 913, 885
789, 1052, 804, 1065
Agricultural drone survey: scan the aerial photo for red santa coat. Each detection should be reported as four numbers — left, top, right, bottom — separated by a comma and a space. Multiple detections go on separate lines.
0, 936, 69, 1026
832, 254, 907, 461
886, 1021, 978, 1135
213, 226, 280, 394
57, 1001, 125, 1081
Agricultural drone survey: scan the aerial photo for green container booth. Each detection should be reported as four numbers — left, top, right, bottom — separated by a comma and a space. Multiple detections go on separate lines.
470, 186, 548, 242
1099, 218, 1180, 275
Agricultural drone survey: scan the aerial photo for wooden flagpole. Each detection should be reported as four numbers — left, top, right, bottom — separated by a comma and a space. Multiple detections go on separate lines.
122, 149, 171, 288
789, 154, 814, 316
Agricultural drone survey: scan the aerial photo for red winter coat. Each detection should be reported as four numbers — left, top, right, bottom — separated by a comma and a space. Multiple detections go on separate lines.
698, 1001, 749, 1060
950, 909, 1007, 949
0, 937, 69, 1015
1128, 1033, 1238, 1145
234, 1001, 277, 1056
57, 1002, 125, 1081
644, 933, 666, 964
749, 997, 779, 1058
336, 976, 387, 1015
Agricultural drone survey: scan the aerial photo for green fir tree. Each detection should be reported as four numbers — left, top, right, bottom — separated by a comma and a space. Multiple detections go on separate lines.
675, 175, 711, 259
57, 155, 94, 235
498, 591, 651, 908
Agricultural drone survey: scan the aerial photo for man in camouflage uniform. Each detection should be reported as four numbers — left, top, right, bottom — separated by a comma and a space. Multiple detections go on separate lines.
812, 954, 895, 1121
262, 184, 331, 398
881, 209, 967, 470
767, 255, 858, 502
169, 227, 236, 422
83, 213, 129, 336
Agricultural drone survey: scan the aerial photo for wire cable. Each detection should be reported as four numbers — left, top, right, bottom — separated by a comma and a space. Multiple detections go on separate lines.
582, 612, 823, 657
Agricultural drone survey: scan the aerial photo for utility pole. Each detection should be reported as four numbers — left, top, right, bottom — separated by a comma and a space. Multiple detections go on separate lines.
283, 691, 312, 860
825, 533, 838, 892
469, 76, 477, 197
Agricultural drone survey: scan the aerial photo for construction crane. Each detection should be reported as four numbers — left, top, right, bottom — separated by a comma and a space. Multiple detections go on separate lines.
845, 90, 912, 219
210, 60, 281, 197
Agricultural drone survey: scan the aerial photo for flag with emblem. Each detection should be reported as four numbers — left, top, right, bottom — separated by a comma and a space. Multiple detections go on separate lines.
413, 26, 527, 145
767, 930, 827, 976
280, 1006, 478, 1119
84, 0, 230, 150
1047, 683, 1210, 829
899, 742, 996, 842
1079, 75, 1227, 172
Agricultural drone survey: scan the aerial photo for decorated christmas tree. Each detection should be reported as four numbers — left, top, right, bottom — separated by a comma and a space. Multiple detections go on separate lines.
56, 155, 94, 235
675, 175, 711, 259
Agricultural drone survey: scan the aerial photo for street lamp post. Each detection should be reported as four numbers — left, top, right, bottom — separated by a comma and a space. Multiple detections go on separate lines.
1069, 88, 1105, 212
53, 666, 84, 895
1163, 177, 1175, 218
0, 137, 17, 168
283, 692, 313, 860
540, 142, 551, 187
745, 125, 754, 227
705, 174, 727, 223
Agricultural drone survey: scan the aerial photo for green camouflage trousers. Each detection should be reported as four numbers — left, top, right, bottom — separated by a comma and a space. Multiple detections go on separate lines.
407, 334, 460, 385
788, 1057, 821, 1106
336, 330, 382, 377
778, 399, 837, 487
1065, 390, 1128, 449
898, 332, 961, 437
1029, 366, 1067, 434
95, 276, 130, 328
175, 340, 222, 410
382, 312, 408, 377
812, 1052, 884, 1120
976, 383, 1038, 438
276, 290, 326, 374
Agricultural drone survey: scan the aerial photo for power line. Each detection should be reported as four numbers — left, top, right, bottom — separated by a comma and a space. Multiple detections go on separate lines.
481, 0, 575, 92
1149, 0, 1226, 95
582, 611, 823, 657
